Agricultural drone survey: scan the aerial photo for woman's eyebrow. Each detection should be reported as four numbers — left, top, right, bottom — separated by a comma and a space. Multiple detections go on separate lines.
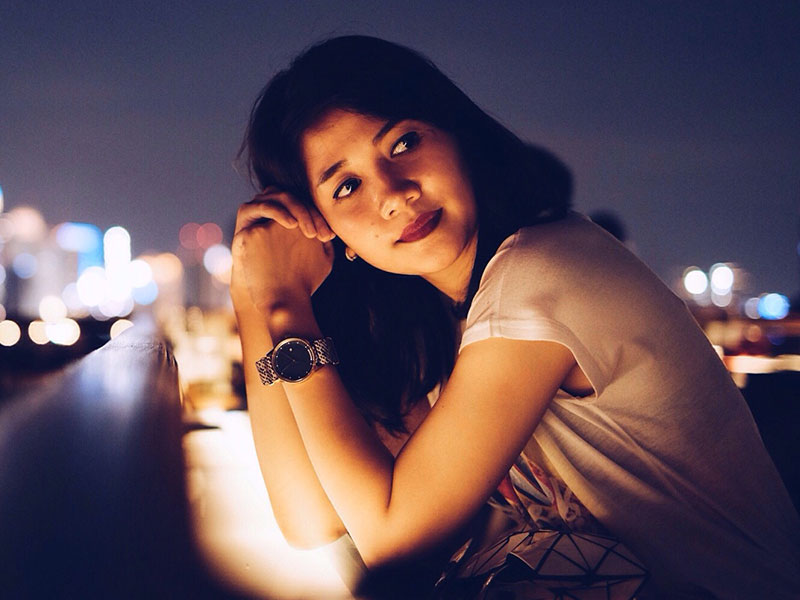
317, 160, 346, 187
316, 120, 401, 188
372, 119, 400, 145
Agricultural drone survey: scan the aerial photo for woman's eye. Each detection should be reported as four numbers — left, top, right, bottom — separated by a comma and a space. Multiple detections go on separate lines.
390, 131, 420, 157
333, 178, 360, 200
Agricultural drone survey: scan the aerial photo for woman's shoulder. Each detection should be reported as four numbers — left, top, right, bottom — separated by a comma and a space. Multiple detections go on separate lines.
483, 212, 631, 285
472, 211, 688, 331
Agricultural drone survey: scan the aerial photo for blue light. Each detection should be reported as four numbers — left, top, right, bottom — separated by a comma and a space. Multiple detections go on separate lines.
758, 293, 790, 320
132, 280, 158, 305
56, 222, 102, 252
56, 222, 103, 274
12, 253, 37, 279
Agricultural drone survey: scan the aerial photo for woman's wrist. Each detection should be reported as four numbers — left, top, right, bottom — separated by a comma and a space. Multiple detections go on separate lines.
263, 297, 322, 343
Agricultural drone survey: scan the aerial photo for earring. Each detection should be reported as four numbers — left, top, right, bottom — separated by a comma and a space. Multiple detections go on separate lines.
345, 247, 357, 262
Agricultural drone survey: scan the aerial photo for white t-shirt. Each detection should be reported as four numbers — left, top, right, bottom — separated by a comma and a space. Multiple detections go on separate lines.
460, 214, 800, 598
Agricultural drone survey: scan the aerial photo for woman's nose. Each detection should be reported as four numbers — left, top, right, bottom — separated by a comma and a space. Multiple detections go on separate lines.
377, 165, 420, 220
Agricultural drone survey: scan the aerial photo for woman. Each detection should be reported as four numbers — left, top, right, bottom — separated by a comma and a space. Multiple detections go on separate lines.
231, 36, 800, 598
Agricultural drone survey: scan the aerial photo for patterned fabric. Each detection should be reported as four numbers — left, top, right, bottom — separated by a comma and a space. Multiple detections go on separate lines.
495, 453, 605, 535
436, 529, 649, 599
434, 454, 649, 599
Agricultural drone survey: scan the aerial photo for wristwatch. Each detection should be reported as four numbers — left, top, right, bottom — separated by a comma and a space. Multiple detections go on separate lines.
255, 336, 339, 385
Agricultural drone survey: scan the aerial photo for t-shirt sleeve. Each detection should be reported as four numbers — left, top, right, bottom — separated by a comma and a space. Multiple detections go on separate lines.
459, 222, 650, 398
459, 218, 704, 401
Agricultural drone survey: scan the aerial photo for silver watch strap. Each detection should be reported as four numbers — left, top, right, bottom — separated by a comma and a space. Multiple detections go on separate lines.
255, 337, 339, 386
255, 352, 279, 385
311, 337, 340, 367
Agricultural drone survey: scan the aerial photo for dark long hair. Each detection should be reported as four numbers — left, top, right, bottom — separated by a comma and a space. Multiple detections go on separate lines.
240, 36, 572, 433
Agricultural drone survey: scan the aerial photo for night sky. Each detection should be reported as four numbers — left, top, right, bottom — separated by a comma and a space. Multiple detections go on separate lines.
2, 1, 798, 297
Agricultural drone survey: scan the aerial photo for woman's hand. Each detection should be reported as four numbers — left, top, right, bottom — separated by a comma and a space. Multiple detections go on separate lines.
230, 188, 335, 312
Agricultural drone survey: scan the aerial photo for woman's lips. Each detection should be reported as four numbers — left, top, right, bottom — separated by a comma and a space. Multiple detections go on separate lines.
397, 208, 443, 243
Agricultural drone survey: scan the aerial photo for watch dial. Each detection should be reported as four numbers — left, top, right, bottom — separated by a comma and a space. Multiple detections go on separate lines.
273, 340, 314, 382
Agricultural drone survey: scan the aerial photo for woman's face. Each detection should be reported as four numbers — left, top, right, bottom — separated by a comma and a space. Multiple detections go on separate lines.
301, 109, 478, 294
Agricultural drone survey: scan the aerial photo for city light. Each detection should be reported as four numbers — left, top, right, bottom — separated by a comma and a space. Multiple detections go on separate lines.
128, 259, 153, 287
180, 222, 201, 250
56, 222, 103, 273
12, 253, 37, 279
758, 293, 790, 320
203, 244, 232, 284
197, 223, 223, 248
148, 252, 183, 283
7, 206, 47, 243
39, 295, 68, 322
0, 320, 21, 346
110, 319, 135, 339
744, 297, 760, 320
104, 226, 131, 273
77, 266, 108, 306
709, 263, 734, 295
46, 318, 81, 345
132, 280, 159, 305
682, 267, 708, 296
28, 320, 49, 345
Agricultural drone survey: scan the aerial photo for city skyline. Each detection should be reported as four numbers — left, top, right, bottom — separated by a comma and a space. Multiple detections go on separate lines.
2, 1, 798, 297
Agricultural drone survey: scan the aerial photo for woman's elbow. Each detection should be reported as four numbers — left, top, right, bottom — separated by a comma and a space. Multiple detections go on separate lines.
278, 521, 348, 550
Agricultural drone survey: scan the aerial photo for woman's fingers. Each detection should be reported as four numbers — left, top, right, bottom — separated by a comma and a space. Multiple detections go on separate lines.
235, 199, 298, 234
309, 208, 335, 241
247, 189, 335, 241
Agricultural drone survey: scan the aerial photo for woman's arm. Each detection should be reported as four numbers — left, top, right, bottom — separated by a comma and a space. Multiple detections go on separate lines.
233, 294, 347, 547
266, 289, 575, 567
230, 193, 346, 548
232, 196, 575, 564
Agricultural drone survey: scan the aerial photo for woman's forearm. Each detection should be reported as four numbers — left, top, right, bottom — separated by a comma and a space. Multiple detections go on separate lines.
234, 297, 346, 548
267, 299, 572, 567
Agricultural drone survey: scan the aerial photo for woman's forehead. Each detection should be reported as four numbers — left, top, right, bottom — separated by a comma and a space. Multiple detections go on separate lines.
301, 110, 390, 167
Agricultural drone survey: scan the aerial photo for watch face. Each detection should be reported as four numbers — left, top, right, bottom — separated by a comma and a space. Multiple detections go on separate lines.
273, 339, 314, 382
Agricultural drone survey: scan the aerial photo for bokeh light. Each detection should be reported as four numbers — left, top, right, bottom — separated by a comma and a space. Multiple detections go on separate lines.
8, 206, 47, 243
198, 223, 223, 248
0, 264, 6, 286
203, 244, 232, 284
12, 252, 38, 279
711, 291, 732, 308
104, 226, 131, 272
148, 252, 183, 284
56, 222, 103, 253
682, 267, 708, 296
39, 295, 68, 322
128, 259, 153, 288
0, 304, 5, 321
110, 319, 135, 339
132, 280, 159, 305
57, 222, 104, 273
62, 282, 84, 313
77, 266, 107, 306
0, 320, 21, 346
0, 184, 4, 213
709, 263, 734, 295
98, 295, 134, 319
758, 293, 790, 320
743, 297, 761, 319
180, 222, 201, 250
28, 320, 49, 344
46, 318, 81, 345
